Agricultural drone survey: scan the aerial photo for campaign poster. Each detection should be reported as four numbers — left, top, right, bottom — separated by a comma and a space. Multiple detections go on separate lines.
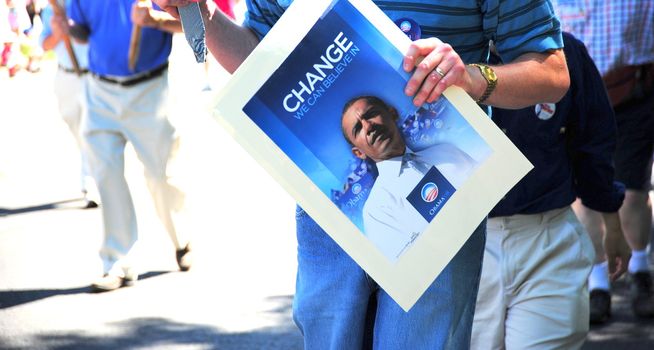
242, 0, 492, 262
213, 0, 531, 311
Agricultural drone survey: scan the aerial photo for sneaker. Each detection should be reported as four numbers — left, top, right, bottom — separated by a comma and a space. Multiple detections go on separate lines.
90, 274, 136, 293
589, 289, 611, 324
82, 199, 99, 209
630, 272, 654, 318
176, 243, 193, 272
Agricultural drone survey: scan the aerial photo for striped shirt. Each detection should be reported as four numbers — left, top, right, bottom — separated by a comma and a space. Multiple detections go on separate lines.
244, 0, 564, 64
552, 0, 654, 75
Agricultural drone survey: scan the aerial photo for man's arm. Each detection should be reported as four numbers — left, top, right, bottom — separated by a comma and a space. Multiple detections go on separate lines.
564, 32, 629, 280
403, 39, 569, 108
573, 201, 630, 281
154, 0, 259, 73
468, 50, 569, 108
601, 211, 631, 281
41, 31, 61, 51
39, 6, 59, 50
155, 1, 568, 106
41, 30, 62, 50
404, 1, 570, 109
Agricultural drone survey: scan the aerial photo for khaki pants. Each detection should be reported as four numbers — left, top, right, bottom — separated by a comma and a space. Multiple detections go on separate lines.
83, 71, 187, 278
471, 207, 595, 350
54, 68, 90, 192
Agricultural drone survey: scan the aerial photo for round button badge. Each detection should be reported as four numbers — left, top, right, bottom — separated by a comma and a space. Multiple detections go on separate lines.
394, 18, 421, 40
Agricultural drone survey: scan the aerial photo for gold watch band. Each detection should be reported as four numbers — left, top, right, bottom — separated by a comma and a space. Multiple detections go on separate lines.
470, 63, 497, 104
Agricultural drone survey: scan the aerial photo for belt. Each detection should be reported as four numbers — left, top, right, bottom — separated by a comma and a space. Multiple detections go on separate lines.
92, 63, 169, 87
604, 63, 654, 107
58, 65, 89, 74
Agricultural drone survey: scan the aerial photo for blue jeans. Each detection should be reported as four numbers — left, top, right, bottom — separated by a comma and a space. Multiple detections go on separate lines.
293, 206, 486, 349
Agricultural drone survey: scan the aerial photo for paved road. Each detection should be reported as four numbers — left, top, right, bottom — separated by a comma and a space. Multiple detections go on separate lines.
1, 36, 653, 349
0, 37, 302, 349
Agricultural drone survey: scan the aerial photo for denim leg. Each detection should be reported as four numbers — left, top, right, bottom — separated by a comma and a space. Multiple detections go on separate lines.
293, 206, 374, 350
373, 220, 487, 349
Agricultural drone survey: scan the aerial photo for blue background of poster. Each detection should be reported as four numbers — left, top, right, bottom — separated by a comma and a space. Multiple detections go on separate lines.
244, 0, 412, 190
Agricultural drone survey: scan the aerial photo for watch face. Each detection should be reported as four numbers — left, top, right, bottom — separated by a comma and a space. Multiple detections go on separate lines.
482, 66, 497, 81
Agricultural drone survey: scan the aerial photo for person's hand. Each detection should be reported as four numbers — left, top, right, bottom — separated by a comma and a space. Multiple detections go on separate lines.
403, 37, 471, 106
602, 212, 631, 281
151, 0, 201, 19
132, 0, 156, 27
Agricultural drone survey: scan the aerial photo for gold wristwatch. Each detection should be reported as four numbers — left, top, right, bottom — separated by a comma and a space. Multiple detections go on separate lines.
469, 63, 497, 104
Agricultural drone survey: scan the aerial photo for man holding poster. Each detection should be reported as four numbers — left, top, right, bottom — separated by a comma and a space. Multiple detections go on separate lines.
154, 0, 570, 348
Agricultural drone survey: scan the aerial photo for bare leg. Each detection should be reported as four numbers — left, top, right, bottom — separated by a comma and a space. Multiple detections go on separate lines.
620, 190, 652, 252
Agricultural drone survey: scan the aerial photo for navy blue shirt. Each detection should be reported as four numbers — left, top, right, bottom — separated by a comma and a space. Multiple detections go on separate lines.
68, 0, 172, 76
490, 32, 625, 217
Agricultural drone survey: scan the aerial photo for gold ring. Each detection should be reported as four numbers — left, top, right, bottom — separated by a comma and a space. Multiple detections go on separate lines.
434, 67, 446, 77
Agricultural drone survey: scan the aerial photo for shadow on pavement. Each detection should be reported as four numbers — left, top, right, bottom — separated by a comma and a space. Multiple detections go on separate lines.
584, 315, 654, 350
0, 286, 90, 309
0, 271, 171, 309
18, 296, 302, 350
0, 198, 97, 217
582, 277, 654, 349
584, 338, 654, 350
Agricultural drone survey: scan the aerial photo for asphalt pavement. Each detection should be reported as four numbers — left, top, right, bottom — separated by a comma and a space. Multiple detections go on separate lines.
0, 37, 302, 349
1, 36, 653, 349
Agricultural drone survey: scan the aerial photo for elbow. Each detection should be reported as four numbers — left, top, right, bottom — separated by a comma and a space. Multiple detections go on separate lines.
548, 68, 570, 103
41, 40, 54, 51
545, 50, 570, 103
224, 61, 241, 75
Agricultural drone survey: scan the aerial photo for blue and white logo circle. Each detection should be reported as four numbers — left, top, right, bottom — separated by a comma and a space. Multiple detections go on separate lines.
352, 183, 362, 195
399, 20, 412, 32
421, 182, 439, 202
